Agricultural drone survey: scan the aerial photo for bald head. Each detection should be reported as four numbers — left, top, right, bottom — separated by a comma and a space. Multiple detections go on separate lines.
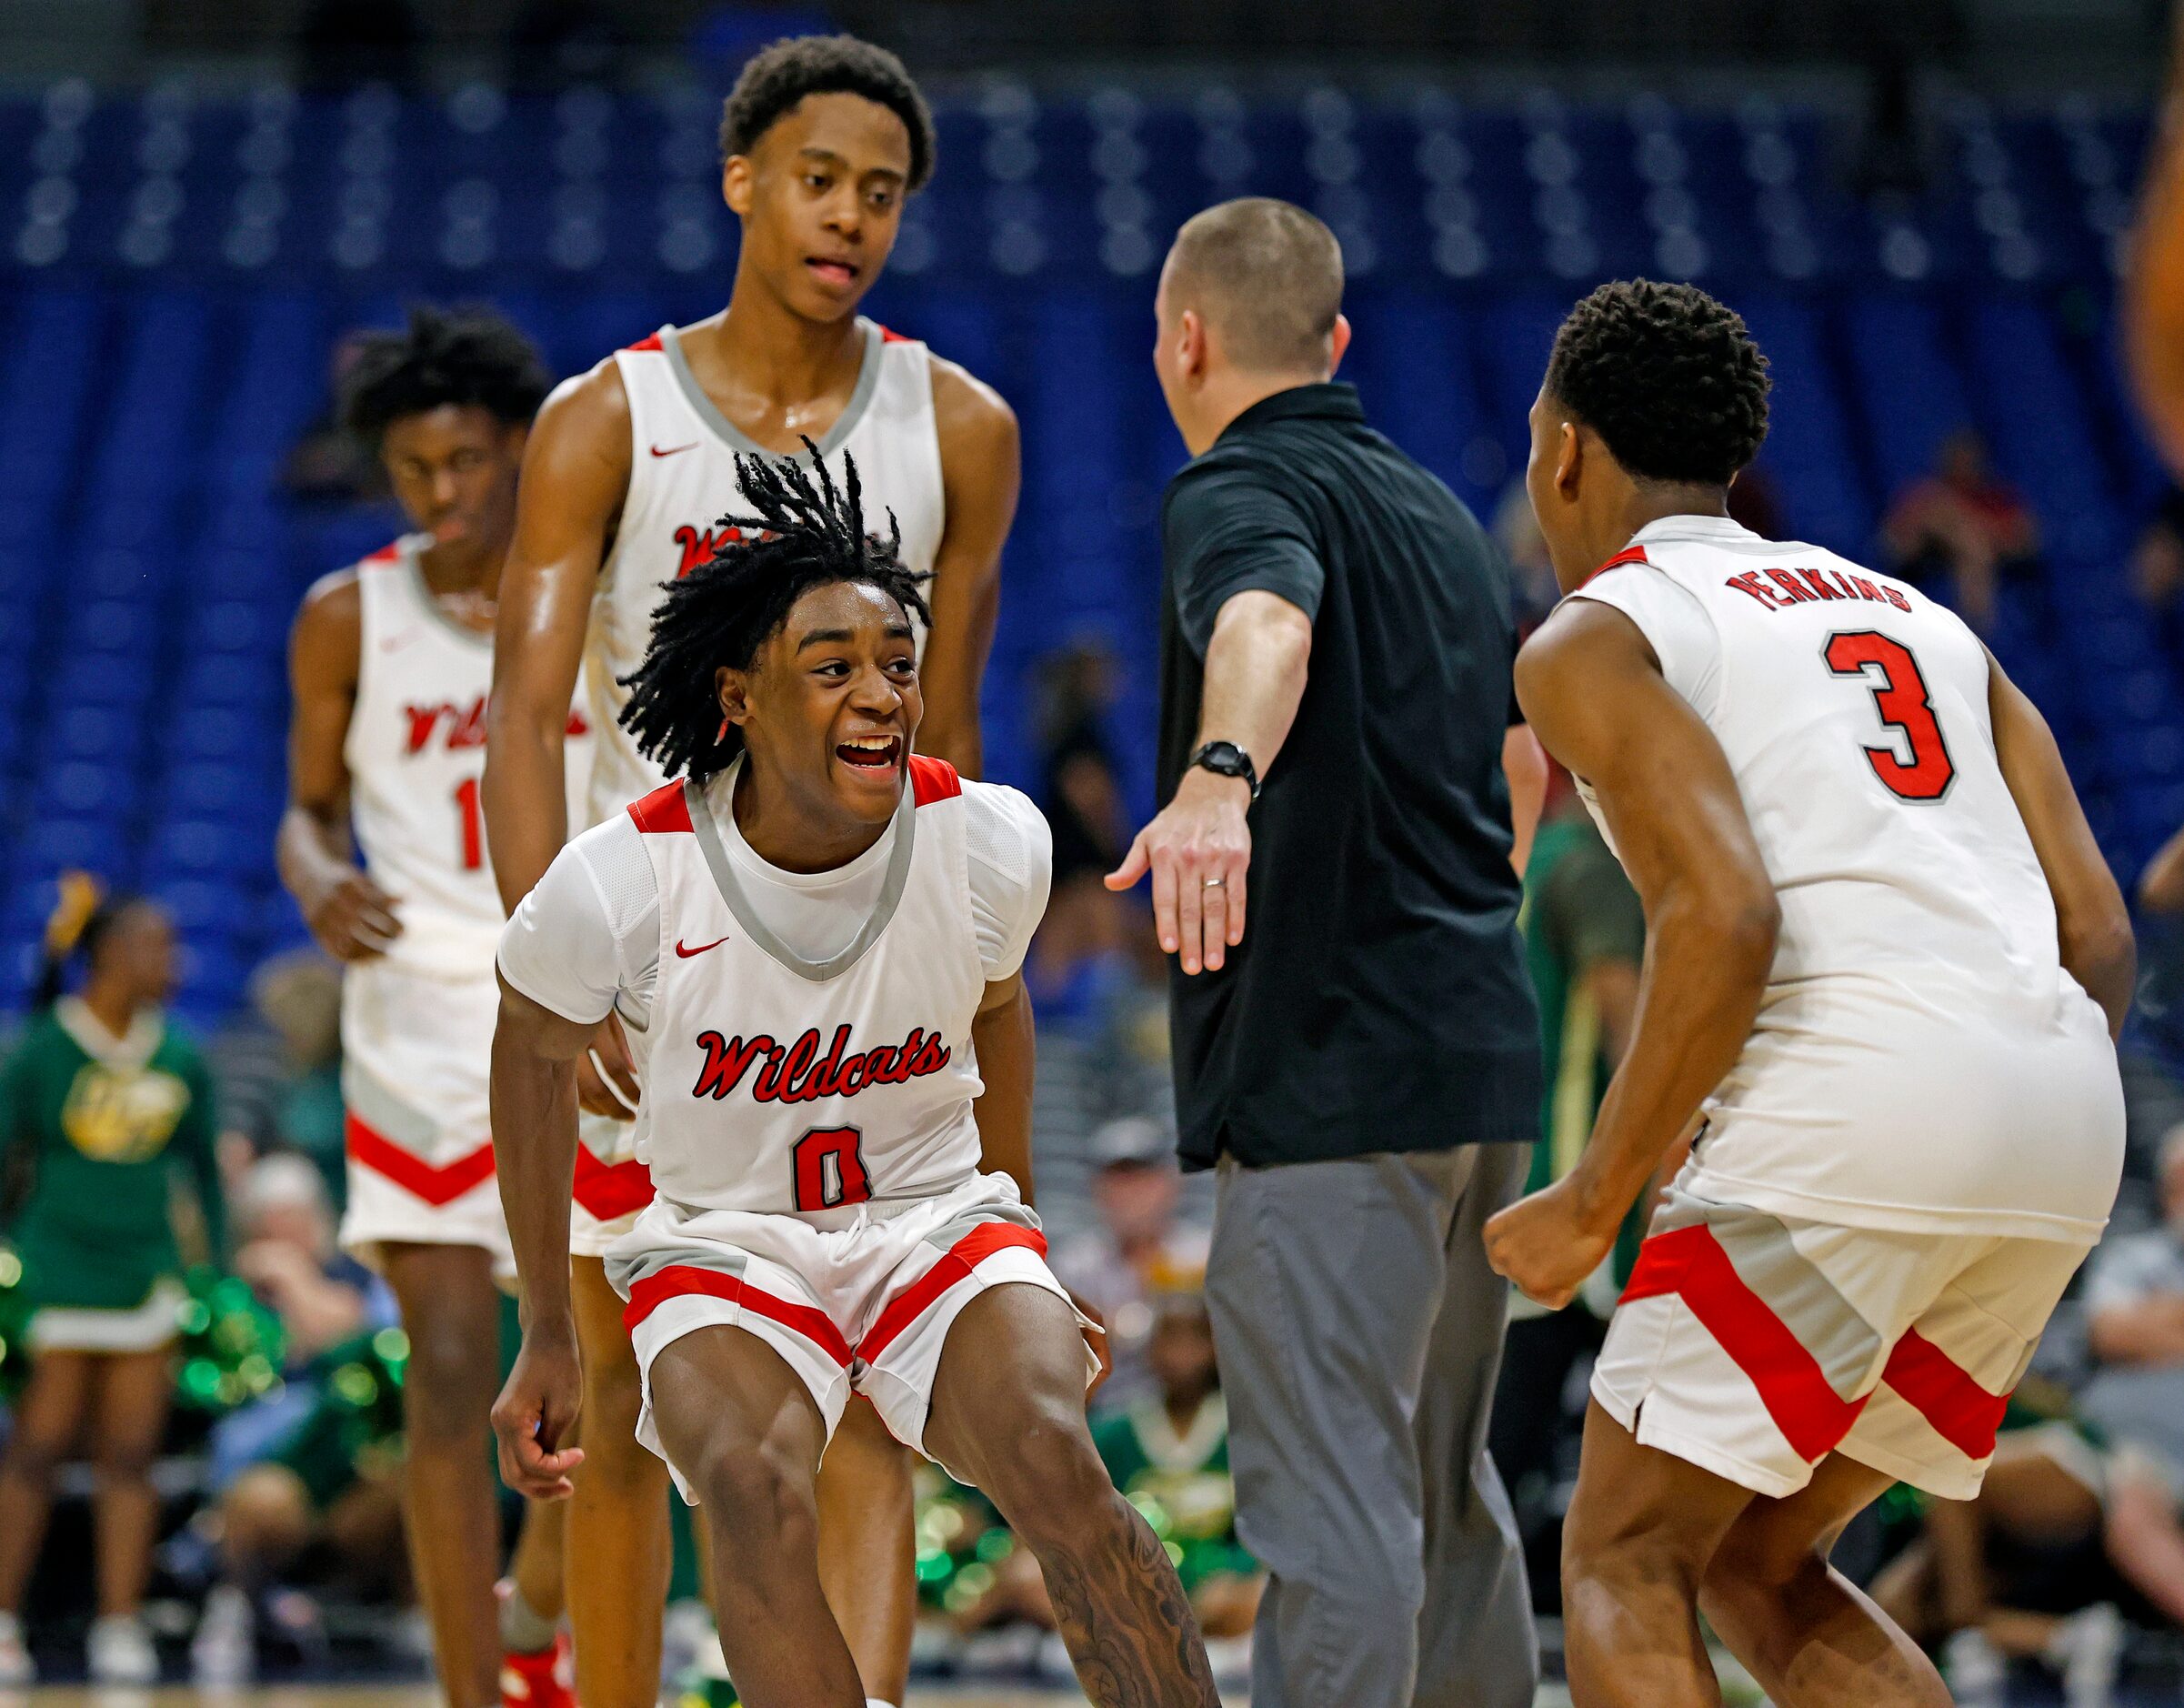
1164, 198, 1345, 376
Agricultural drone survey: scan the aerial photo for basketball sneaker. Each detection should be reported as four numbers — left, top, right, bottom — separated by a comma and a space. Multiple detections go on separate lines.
500, 1629, 576, 1708
87, 1613, 158, 1685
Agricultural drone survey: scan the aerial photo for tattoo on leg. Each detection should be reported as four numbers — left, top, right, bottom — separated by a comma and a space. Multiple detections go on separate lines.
1036, 1491, 1222, 1708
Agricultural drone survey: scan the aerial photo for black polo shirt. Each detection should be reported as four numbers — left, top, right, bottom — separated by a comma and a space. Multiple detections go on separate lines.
1157, 382, 1539, 1171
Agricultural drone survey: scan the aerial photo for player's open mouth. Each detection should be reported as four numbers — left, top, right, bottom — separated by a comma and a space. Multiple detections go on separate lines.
806, 257, 858, 287
836, 734, 901, 769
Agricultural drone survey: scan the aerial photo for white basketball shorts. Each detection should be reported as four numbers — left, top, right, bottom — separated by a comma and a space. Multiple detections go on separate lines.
1593, 1188, 2094, 1501
607, 1171, 1095, 1500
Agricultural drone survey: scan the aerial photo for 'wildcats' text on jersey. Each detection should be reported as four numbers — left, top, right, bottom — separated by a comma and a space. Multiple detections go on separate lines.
344, 536, 591, 975
1570, 514, 2122, 1246
584, 319, 947, 827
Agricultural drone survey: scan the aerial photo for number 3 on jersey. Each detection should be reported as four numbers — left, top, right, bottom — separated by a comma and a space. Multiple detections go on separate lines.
793, 1126, 872, 1211
1823, 631, 1956, 802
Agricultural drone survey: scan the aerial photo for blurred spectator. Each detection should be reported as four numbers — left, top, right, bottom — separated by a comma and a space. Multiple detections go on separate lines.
1489, 781, 1653, 1597
1881, 427, 2042, 629
211, 951, 346, 1205
1048, 1119, 1210, 1412
2079, 1126, 2184, 1475
0, 880, 224, 1687
193, 1155, 403, 1682
278, 333, 390, 507
1491, 480, 1558, 628
2129, 485, 2184, 658
1868, 1378, 2184, 1706
1029, 641, 1132, 995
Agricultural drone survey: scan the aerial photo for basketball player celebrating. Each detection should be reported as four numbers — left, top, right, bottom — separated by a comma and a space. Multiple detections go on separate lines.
277, 308, 578, 1708
483, 38, 1017, 1703
488, 452, 1215, 1708
1485, 281, 2132, 1708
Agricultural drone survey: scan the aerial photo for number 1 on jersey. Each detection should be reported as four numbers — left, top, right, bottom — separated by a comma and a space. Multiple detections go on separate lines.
454, 776, 484, 870
1823, 630, 1956, 802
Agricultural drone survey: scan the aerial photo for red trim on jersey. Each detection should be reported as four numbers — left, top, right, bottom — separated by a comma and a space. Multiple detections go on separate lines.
1575, 544, 1650, 593
359, 541, 404, 568
625, 332, 664, 352
622, 1263, 853, 1366
877, 325, 913, 344
907, 755, 961, 808
1879, 1327, 2011, 1462
856, 1222, 1048, 1365
573, 1143, 655, 1221
346, 1113, 496, 1206
626, 781, 694, 835
1619, 1223, 1868, 1462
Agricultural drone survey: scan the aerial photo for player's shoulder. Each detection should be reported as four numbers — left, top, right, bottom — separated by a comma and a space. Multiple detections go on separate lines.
547, 807, 658, 922
957, 774, 1053, 868
927, 350, 1018, 461
531, 351, 634, 448
291, 562, 363, 664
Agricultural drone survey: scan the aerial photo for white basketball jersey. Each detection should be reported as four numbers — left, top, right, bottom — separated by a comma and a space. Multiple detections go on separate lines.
345, 537, 591, 978
584, 318, 947, 826
612, 755, 987, 1217
1572, 514, 2119, 1241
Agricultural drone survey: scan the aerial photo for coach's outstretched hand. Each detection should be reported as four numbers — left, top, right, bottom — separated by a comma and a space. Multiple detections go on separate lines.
492, 1327, 586, 1500
1485, 1176, 1617, 1313
1106, 766, 1252, 975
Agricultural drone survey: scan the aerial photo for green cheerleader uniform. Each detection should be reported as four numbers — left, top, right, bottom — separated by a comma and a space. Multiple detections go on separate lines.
1, 999, 225, 1350
1092, 1395, 1256, 1591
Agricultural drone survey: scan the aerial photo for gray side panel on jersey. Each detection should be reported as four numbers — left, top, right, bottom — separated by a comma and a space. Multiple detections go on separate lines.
341, 1057, 441, 1151
605, 1241, 749, 1306
659, 320, 884, 463
683, 769, 919, 982
1651, 1190, 1886, 1401
920, 1200, 1043, 1255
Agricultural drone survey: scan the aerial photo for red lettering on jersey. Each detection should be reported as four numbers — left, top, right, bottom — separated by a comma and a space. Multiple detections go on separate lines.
692, 1030, 773, 1100
1796, 568, 1845, 602
566, 708, 590, 737
1765, 568, 1814, 604
402, 696, 494, 754
675, 523, 747, 578
693, 1024, 952, 1108
1884, 587, 1912, 611
447, 696, 489, 749
404, 704, 446, 753
1725, 572, 1782, 608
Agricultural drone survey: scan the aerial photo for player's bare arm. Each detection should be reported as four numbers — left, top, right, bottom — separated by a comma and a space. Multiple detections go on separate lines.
277, 570, 402, 961
968, 969, 1036, 1205
486, 977, 592, 1502
1503, 722, 1548, 873
1485, 600, 1779, 1310
916, 357, 1020, 778
1107, 588, 1311, 975
1987, 649, 2136, 1035
2128, 6, 2184, 474
485, 362, 643, 1116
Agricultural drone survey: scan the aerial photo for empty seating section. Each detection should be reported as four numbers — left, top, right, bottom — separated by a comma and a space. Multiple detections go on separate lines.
0, 78, 2164, 1020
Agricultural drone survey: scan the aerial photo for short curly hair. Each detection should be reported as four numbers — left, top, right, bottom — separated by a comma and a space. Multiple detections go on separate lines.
1543, 279, 1770, 487
718, 35, 936, 194
341, 304, 553, 451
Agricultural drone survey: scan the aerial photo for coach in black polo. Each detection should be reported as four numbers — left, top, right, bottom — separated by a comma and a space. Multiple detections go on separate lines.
1108, 198, 1544, 1708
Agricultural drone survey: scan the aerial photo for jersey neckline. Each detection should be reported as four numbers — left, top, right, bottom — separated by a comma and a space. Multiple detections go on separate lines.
683, 756, 918, 983
655, 319, 887, 466
394, 533, 494, 651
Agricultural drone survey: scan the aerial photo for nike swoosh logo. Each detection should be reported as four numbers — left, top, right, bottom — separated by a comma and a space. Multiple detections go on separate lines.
650, 442, 698, 458
674, 935, 730, 958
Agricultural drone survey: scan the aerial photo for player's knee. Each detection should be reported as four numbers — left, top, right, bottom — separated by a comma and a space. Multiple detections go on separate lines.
581, 1339, 646, 1436
401, 1315, 496, 1448
1701, 1519, 1831, 1606
981, 1406, 1117, 1547
691, 1432, 814, 1555
1563, 1519, 1704, 1611
223, 1465, 314, 1567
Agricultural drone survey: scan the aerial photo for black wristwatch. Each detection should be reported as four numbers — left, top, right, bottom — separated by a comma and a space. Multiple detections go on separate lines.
1188, 739, 1260, 802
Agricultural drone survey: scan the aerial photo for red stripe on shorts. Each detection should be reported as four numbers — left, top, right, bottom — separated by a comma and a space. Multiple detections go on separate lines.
346, 1112, 496, 1206
857, 1222, 1047, 1365
1619, 1223, 1868, 1463
573, 1143, 655, 1221
621, 1263, 853, 1367
1879, 1327, 2010, 1461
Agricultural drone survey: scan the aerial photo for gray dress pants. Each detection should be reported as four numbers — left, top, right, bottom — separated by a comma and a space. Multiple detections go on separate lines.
1205, 1144, 1536, 1708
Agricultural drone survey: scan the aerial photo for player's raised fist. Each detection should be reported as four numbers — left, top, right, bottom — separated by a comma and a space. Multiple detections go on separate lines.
1484, 1177, 1616, 1312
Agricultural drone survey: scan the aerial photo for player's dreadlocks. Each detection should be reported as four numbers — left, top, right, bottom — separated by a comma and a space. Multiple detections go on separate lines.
1544, 279, 1770, 487
618, 445, 932, 780
718, 34, 936, 192
340, 304, 554, 451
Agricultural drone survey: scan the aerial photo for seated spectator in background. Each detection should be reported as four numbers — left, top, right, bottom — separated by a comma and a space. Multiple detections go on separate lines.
1868, 1376, 2184, 1707
0, 879, 223, 1687
2079, 1126, 2184, 1475
2130, 485, 2184, 658
194, 1154, 404, 1682
1489, 778, 1656, 1594
211, 950, 346, 1206
1029, 639, 1132, 996
1881, 426, 2042, 629
1048, 1118, 1211, 1412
